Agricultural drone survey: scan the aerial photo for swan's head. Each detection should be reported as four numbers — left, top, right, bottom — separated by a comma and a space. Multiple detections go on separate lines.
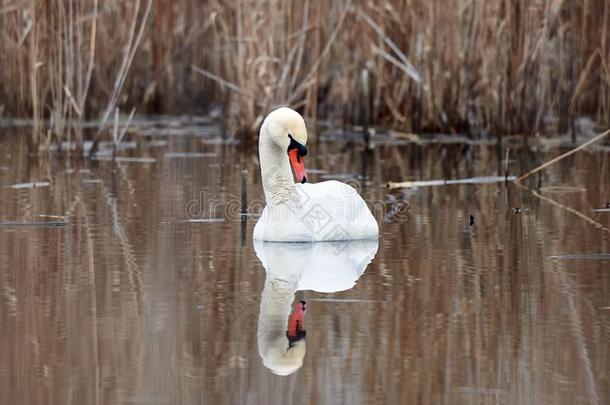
263, 107, 308, 183
261, 300, 307, 376
262, 339, 306, 376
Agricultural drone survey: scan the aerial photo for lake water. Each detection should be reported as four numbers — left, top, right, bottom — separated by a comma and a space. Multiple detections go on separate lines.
0, 127, 609, 404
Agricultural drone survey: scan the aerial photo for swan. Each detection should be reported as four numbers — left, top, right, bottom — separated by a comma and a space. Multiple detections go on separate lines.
256, 239, 378, 375
253, 107, 379, 242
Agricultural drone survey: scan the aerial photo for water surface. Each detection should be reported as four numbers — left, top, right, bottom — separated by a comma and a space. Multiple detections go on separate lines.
0, 129, 609, 404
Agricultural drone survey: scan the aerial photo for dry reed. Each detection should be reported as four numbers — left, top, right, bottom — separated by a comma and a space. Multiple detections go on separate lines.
1, 0, 609, 152
515, 127, 610, 183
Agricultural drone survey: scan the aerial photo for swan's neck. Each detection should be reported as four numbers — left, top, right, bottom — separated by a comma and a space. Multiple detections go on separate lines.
258, 277, 297, 338
259, 132, 295, 206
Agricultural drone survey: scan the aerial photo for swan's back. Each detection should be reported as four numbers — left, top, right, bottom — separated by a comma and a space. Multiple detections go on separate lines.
254, 180, 378, 242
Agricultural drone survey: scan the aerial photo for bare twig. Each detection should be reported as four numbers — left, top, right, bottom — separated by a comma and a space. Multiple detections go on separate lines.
388, 176, 515, 189
372, 45, 421, 84
63, 85, 82, 117
287, 0, 353, 104
80, 0, 98, 110
113, 108, 119, 146
89, 0, 153, 157
515, 129, 610, 183
515, 182, 610, 233
117, 107, 136, 146
359, 8, 422, 84
191, 65, 253, 98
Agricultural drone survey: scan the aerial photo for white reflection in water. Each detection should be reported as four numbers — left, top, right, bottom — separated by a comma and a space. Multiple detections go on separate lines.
254, 240, 378, 375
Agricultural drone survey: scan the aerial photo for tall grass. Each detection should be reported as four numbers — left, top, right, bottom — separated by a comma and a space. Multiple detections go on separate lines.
1, 0, 609, 151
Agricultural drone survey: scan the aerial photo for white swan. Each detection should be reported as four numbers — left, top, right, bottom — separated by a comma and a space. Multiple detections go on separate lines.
253, 107, 379, 242
256, 240, 378, 375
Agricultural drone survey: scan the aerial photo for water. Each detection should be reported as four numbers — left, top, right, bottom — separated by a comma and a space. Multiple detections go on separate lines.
0, 130, 609, 404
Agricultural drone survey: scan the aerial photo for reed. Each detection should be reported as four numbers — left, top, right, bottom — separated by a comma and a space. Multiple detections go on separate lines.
1, 0, 609, 151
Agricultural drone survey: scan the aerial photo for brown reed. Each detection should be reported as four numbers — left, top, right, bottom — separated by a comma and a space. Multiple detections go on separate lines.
1, 0, 609, 152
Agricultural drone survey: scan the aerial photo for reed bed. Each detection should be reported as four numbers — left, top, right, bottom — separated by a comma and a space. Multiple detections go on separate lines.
1, 0, 609, 151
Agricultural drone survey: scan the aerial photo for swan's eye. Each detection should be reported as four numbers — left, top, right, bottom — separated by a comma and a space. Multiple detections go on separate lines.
288, 134, 307, 156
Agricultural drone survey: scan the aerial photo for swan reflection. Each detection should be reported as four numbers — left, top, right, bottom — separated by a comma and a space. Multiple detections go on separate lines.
254, 239, 378, 375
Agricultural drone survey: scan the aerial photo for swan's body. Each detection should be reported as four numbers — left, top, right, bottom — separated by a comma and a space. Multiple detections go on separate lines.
253, 180, 378, 242
256, 239, 378, 375
253, 107, 379, 242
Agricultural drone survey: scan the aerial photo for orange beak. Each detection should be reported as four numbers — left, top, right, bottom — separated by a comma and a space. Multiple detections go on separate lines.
287, 300, 307, 340
288, 149, 307, 184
